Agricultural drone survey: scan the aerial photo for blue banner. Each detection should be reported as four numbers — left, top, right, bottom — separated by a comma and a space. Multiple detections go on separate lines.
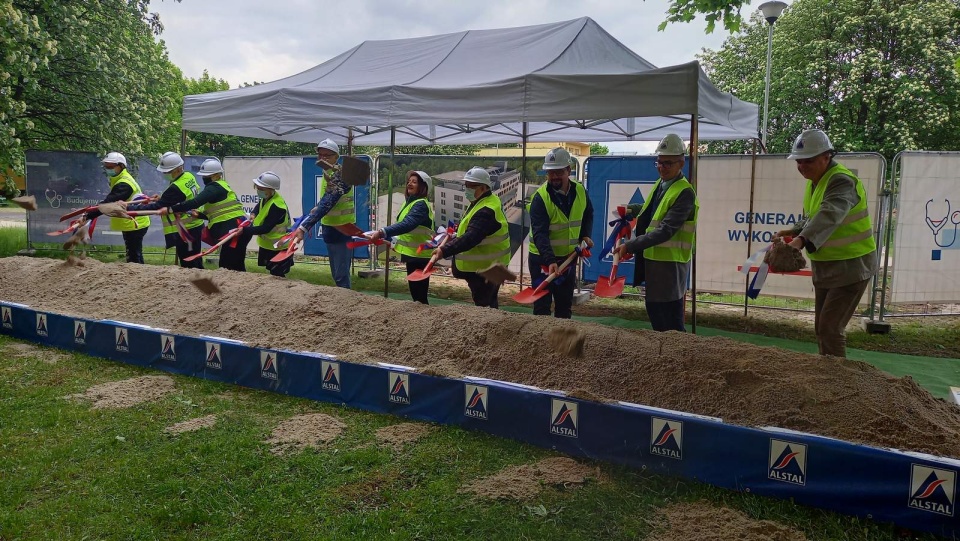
300, 156, 372, 259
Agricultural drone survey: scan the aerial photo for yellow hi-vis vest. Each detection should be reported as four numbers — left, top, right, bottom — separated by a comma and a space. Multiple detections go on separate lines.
638, 177, 698, 263
254, 192, 291, 250
393, 198, 435, 258
527, 181, 587, 258
109, 169, 150, 232
163, 171, 204, 234
319, 169, 355, 227
454, 193, 510, 272
202, 179, 246, 227
802, 163, 876, 261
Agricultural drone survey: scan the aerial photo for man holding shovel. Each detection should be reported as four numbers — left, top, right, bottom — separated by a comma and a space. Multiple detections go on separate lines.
615, 134, 698, 332
127, 151, 205, 268
247, 171, 293, 277
365, 170, 435, 303
293, 139, 355, 289
432, 167, 510, 308
527, 147, 594, 318
82, 152, 151, 263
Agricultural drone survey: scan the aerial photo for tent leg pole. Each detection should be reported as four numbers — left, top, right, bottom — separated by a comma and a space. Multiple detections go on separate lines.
519, 122, 528, 291
384, 127, 395, 299
179, 130, 187, 156
689, 115, 699, 334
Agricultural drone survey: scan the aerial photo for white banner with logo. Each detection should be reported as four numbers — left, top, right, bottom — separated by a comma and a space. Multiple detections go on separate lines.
223, 157, 305, 254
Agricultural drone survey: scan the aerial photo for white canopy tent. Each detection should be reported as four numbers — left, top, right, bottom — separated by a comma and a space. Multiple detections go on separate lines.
182, 17, 758, 145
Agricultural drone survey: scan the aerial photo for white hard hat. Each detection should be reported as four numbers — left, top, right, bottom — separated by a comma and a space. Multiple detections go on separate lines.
102, 152, 127, 167
656, 134, 686, 156
253, 171, 281, 190
788, 129, 834, 160
463, 166, 492, 187
542, 147, 571, 170
157, 151, 184, 173
316, 138, 340, 155
407, 170, 432, 193
198, 158, 224, 176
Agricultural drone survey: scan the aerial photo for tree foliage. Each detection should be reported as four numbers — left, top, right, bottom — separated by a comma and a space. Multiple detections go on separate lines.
698, 0, 960, 157
589, 143, 610, 156
656, 0, 752, 33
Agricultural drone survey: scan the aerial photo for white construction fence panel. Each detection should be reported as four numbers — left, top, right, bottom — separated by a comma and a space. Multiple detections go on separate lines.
891, 152, 960, 303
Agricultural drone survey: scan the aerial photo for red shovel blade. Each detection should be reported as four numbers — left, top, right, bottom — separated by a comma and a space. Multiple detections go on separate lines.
407, 266, 433, 282
512, 286, 550, 304
269, 239, 300, 263
593, 275, 626, 298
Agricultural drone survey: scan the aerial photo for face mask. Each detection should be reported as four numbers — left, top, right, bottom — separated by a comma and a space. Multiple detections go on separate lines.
105, 167, 118, 177
256, 189, 269, 200
464, 187, 477, 203
163, 173, 174, 181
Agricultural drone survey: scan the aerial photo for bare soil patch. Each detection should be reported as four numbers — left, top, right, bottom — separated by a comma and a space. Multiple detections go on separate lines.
264, 412, 346, 455
374, 422, 434, 450
649, 500, 807, 541
2, 256, 959, 457
165, 414, 218, 435
459, 456, 599, 500
63, 375, 176, 409
3, 342, 69, 364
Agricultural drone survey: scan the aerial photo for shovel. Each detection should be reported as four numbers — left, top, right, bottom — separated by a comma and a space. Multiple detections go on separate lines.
59, 205, 97, 222
594, 236, 632, 298
512, 248, 581, 304
47, 218, 85, 236
183, 219, 251, 262
269, 237, 301, 263
407, 233, 452, 282
346, 236, 386, 249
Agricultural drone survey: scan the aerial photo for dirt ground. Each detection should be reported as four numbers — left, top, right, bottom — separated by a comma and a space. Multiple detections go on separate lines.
649, 501, 807, 541
2, 256, 960, 457
459, 457, 599, 500
62, 375, 176, 409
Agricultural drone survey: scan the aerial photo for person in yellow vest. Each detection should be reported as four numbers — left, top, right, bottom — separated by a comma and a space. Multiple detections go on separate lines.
615, 134, 698, 332
293, 139, 355, 288
776, 129, 878, 358
159, 158, 252, 272
84, 152, 151, 263
128, 151, 205, 268
433, 167, 510, 308
364, 170, 435, 303
246, 171, 293, 277
528, 147, 594, 318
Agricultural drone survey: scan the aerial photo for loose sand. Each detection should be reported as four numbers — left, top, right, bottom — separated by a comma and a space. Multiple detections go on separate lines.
458, 457, 599, 500
164, 414, 219, 435
3, 256, 959, 457
264, 412, 346, 455
649, 500, 807, 541
374, 422, 434, 450
62, 375, 176, 409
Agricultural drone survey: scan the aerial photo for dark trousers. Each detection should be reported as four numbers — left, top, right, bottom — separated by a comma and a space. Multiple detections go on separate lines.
528, 252, 575, 318
646, 298, 686, 332
258, 247, 294, 277
121, 228, 147, 264
814, 278, 870, 357
218, 228, 253, 272
403, 255, 430, 304
456, 268, 500, 308
167, 228, 204, 269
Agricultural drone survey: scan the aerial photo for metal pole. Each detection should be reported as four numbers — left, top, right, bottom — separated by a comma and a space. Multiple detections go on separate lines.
384, 127, 396, 299
744, 138, 759, 316
179, 129, 187, 155
761, 23, 774, 149
877, 154, 900, 323
689, 114, 699, 334
519, 122, 528, 290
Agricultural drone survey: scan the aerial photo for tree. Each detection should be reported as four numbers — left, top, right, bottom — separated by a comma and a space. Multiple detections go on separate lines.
589, 143, 610, 156
698, 0, 960, 157
655, 0, 752, 33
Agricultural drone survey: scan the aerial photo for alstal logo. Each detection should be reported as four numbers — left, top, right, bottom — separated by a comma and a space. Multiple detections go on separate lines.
35, 314, 48, 337
464, 384, 488, 420
160, 335, 176, 361
909, 464, 956, 517
74, 321, 86, 345
260, 351, 279, 381
550, 399, 578, 438
205, 342, 222, 370
115, 327, 129, 353
650, 417, 683, 460
768, 439, 807, 486
321, 361, 341, 392
1, 306, 11, 329
388, 371, 410, 404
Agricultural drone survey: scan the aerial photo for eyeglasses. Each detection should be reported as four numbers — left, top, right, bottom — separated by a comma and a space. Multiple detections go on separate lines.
655, 160, 681, 167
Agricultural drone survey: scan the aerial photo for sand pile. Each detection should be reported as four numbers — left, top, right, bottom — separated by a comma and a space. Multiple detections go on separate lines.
2, 256, 959, 457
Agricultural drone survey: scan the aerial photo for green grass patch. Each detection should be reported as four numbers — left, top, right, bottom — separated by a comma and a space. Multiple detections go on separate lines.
0, 334, 943, 540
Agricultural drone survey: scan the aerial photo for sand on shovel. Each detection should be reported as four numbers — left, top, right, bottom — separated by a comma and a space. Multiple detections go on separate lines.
478, 263, 517, 285
764, 238, 807, 272
62, 222, 91, 250
11, 195, 37, 211
96, 202, 131, 219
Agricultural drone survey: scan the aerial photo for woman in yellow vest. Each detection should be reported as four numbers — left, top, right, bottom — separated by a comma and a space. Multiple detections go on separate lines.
160, 158, 252, 272
246, 171, 293, 277
777, 129, 878, 358
616, 134, 698, 332
433, 167, 510, 308
84, 152, 151, 263
364, 170, 435, 303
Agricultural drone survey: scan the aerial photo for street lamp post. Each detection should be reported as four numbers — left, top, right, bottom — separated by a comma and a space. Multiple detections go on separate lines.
759, 1, 787, 150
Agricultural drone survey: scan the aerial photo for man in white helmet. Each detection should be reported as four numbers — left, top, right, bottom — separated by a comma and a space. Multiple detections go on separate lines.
615, 133, 699, 332
128, 151, 205, 268
776, 129, 877, 357
294, 139, 356, 288
157, 157, 252, 271
364, 170, 436, 303
528, 147, 594, 318
84, 151, 151, 263
433, 166, 510, 308
246, 171, 293, 277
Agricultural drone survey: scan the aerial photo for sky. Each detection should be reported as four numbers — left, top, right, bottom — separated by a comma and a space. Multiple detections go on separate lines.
148, 0, 746, 153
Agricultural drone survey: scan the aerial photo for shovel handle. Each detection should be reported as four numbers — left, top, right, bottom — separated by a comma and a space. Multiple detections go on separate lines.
533, 247, 581, 293
184, 219, 250, 261
59, 205, 97, 222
